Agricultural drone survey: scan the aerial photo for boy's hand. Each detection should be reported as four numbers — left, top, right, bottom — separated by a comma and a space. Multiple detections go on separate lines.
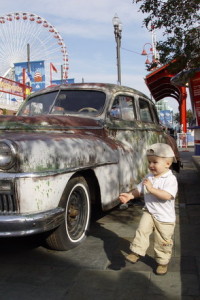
143, 178, 153, 192
119, 192, 133, 204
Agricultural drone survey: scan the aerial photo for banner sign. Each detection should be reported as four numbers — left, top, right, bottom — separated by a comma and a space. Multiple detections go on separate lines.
159, 110, 173, 127
14, 60, 45, 92
177, 132, 194, 148
51, 78, 75, 85
0, 76, 31, 97
189, 71, 200, 126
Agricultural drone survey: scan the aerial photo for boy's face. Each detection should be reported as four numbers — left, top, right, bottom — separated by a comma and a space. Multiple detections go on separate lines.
147, 155, 171, 177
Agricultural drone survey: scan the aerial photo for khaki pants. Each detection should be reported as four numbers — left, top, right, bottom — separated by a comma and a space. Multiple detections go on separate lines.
130, 210, 175, 265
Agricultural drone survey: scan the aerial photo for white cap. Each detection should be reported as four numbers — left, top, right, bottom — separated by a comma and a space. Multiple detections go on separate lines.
146, 143, 176, 163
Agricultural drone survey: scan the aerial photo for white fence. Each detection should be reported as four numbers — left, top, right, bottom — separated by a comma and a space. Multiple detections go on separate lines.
0, 96, 23, 111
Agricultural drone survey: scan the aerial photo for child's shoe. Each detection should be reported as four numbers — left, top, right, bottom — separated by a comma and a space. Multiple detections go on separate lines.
125, 252, 140, 264
156, 264, 168, 275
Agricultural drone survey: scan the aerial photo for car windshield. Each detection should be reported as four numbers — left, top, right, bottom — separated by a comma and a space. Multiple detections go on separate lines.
18, 90, 106, 116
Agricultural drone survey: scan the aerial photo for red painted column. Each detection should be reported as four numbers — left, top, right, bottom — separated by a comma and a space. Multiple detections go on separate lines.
179, 86, 187, 133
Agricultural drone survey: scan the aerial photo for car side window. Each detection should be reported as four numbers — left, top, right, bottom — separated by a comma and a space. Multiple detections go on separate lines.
110, 95, 136, 121
139, 98, 153, 123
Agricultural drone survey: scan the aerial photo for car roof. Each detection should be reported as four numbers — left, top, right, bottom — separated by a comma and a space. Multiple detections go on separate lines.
29, 82, 152, 103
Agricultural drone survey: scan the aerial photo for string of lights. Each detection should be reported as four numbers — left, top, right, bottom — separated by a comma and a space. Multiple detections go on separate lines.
121, 47, 141, 55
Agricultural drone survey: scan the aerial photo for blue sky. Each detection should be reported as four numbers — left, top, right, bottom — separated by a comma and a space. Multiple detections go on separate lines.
0, 0, 191, 112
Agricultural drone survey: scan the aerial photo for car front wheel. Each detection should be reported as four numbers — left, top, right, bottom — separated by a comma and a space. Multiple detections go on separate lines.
45, 176, 91, 251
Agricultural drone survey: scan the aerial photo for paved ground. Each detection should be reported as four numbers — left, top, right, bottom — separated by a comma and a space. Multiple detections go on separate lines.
0, 148, 200, 300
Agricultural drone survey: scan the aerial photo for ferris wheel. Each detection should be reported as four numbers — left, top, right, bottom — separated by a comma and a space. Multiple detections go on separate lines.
0, 12, 69, 85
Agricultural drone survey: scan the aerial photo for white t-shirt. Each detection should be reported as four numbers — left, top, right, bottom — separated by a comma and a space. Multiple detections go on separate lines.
137, 170, 178, 223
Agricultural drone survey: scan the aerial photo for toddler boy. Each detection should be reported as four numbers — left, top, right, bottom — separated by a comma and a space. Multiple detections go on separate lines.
119, 143, 178, 275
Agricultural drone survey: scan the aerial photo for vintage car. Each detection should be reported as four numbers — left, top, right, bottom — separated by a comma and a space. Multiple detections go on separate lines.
0, 83, 180, 250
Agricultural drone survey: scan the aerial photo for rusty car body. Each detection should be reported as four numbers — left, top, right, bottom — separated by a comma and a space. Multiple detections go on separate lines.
0, 83, 180, 250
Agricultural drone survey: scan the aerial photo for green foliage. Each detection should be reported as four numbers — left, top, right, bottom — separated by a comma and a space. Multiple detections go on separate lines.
133, 0, 200, 71
174, 109, 194, 124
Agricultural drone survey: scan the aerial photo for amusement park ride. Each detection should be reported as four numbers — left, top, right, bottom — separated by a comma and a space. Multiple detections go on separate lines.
0, 12, 69, 112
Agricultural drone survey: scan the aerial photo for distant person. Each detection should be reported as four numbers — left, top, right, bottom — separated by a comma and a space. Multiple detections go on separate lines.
119, 143, 178, 275
168, 127, 175, 139
0, 108, 3, 115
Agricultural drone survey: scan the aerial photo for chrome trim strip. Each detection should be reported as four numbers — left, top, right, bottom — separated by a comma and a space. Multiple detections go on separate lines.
0, 207, 65, 237
0, 161, 118, 179
0, 125, 104, 131
107, 126, 163, 132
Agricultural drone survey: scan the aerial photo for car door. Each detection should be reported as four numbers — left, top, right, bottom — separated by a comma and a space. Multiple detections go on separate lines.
106, 93, 144, 193
106, 93, 165, 193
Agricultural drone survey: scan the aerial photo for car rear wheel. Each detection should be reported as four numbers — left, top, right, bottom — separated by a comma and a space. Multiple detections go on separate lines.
45, 176, 91, 251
